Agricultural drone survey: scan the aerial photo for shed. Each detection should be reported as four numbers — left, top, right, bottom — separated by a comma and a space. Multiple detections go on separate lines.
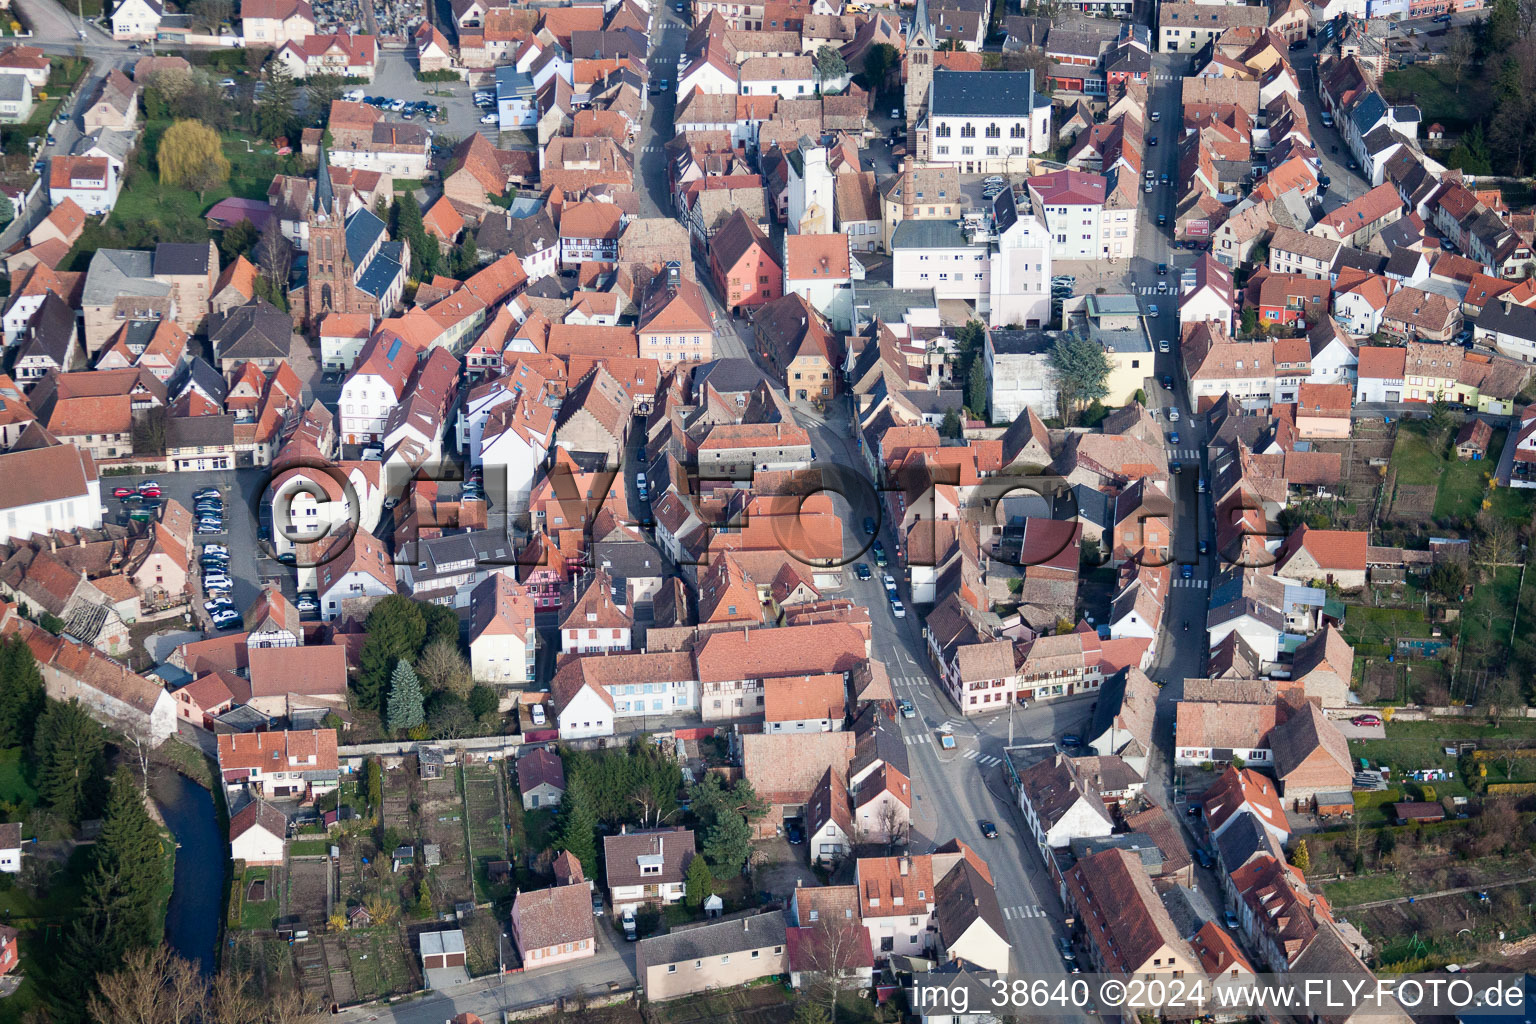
1392, 801, 1445, 824
1455, 419, 1492, 460
1313, 790, 1354, 816
420, 929, 467, 969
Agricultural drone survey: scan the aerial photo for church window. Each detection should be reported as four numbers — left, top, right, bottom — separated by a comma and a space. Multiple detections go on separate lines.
321, 284, 333, 309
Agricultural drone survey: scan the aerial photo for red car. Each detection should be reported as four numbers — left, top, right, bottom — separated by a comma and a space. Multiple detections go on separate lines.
1352, 714, 1383, 727
112, 487, 132, 498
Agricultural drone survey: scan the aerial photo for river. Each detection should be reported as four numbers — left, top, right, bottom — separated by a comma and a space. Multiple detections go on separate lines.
151, 768, 224, 975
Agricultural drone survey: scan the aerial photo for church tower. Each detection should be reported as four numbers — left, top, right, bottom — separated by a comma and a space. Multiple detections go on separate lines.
292, 151, 360, 330
906, 0, 935, 162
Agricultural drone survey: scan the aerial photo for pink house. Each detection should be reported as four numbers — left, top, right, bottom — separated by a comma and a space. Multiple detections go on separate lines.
509, 882, 596, 968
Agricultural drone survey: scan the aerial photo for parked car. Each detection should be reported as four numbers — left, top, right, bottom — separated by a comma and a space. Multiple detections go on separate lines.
898, 699, 916, 718
621, 909, 637, 940
137, 481, 161, 493
1195, 848, 1215, 868
1056, 936, 1076, 962
785, 821, 804, 844
480, 112, 498, 124
1182, 563, 1193, 580
276, 552, 297, 565
112, 487, 133, 498
1225, 910, 1240, 930
194, 488, 220, 501
872, 540, 887, 566
890, 599, 905, 618
1159, 338, 1170, 353
980, 820, 999, 839
296, 597, 319, 613
863, 515, 876, 535
530, 704, 546, 726
1352, 714, 1383, 727
204, 574, 233, 590
1060, 734, 1082, 748
202, 544, 228, 556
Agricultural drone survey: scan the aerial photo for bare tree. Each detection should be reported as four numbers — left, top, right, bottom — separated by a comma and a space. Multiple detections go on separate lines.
876, 800, 910, 853
796, 915, 870, 1024
1472, 514, 1516, 577
88, 945, 208, 1024
1445, 31, 1476, 92
256, 221, 293, 294
1484, 673, 1525, 726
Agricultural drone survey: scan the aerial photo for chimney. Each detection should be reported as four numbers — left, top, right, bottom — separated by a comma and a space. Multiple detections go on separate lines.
899, 856, 910, 876
744, 917, 750, 931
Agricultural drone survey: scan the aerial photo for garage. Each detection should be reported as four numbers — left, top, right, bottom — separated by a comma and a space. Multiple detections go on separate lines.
419, 929, 466, 970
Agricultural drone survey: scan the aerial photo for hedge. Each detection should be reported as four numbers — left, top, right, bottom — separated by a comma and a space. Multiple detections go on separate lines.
1486, 782, 1536, 795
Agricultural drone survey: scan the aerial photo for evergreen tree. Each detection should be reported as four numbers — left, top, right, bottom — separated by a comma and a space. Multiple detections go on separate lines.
467, 685, 498, 720
702, 809, 752, 876
0, 636, 44, 748
418, 232, 445, 280
386, 661, 425, 732
939, 408, 963, 439
356, 596, 428, 711
33, 699, 105, 823
557, 773, 600, 879
419, 602, 460, 651
255, 61, 297, 142
453, 229, 480, 277
685, 853, 713, 909
94, 768, 167, 943
1291, 838, 1310, 873
966, 357, 989, 422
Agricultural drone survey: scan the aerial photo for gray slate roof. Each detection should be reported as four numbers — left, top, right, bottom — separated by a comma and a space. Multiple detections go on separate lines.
636, 910, 787, 973
931, 68, 1040, 118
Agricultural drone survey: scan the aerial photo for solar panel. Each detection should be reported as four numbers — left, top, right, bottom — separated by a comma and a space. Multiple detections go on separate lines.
387, 336, 403, 362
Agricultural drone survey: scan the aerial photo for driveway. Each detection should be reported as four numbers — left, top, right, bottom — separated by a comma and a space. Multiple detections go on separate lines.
755, 839, 818, 898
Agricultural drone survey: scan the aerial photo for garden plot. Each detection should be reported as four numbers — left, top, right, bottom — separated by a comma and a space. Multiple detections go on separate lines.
322, 936, 357, 1007
461, 912, 503, 977
381, 763, 415, 834
421, 775, 472, 906
462, 762, 508, 900
1388, 483, 1438, 524
228, 932, 299, 997
287, 858, 333, 925
294, 941, 331, 1005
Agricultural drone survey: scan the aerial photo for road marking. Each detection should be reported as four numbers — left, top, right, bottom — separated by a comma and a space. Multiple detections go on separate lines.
978, 755, 1001, 766
1172, 578, 1208, 589
1005, 904, 1046, 919
962, 748, 979, 759
905, 734, 929, 746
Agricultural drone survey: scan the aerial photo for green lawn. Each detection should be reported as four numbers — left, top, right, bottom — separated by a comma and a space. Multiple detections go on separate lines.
1381, 63, 1484, 134
0, 748, 37, 808
1391, 421, 1533, 524
289, 838, 331, 857
1390, 421, 1444, 486
238, 866, 279, 931
1458, 565, 1522, 663
1384, 717, 1536, 740
1341, 603, 1434, 646
1321, 873, 1405, 907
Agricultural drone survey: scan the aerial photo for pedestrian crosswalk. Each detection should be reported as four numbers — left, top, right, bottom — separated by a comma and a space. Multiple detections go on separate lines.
1134, 285, 1175, 295
904, 734, 930, 746
1003, 905, 1047, 920
893, 676, 928, 691
1172, 577, 1208, 589
960, 748, 1003, 767
643, 144, 663, 153
1167, 448, 1200, 459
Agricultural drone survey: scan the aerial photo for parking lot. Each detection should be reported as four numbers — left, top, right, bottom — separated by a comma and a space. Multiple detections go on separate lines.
103, 468, 298, 635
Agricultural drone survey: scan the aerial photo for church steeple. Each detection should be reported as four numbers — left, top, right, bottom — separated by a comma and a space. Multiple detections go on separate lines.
314, 146, 334, 217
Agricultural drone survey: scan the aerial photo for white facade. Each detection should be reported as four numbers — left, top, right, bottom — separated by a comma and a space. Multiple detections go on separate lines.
111, 0, 163, 39
1333, 292, 1386, 337
1037, 199, 1135, 261
230, 821, 286, 866
319, 567, 395, 620
50, 166, 120, 217
0, 842, 19, 873
339, 370, 401, 444
608, 680, 699, 718
1308, 333, 1359, 384
1020, 789, 1113, 852
470, 626, 534, 684
988, 202, 1053, 329
557, 684, 615, 739
0, 452, 101, 543
892, 240, 990, 302
787, 144, 834, 236
329, 146, 428, 182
